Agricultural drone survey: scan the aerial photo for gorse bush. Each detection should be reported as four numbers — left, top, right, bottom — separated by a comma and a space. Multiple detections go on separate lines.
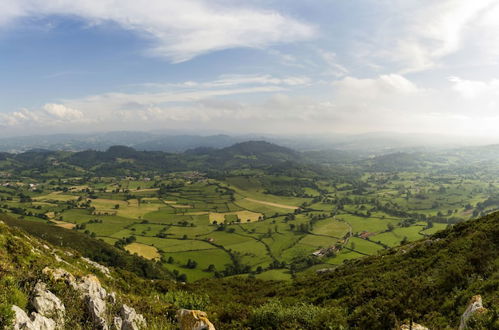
250, 300, 347, 329
0, 276, 28, 328
160, 290, 210, 310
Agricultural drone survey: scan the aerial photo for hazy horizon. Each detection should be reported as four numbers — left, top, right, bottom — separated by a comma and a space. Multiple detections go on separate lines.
2, 1, 499, 137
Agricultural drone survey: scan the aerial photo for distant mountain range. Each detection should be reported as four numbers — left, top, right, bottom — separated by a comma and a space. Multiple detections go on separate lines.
0, 131, 493, 154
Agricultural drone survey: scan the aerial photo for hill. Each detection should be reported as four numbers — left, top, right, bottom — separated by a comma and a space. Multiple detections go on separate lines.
1, 210, 497, 329
0, 141, 335, 178
191, 213, 499, 329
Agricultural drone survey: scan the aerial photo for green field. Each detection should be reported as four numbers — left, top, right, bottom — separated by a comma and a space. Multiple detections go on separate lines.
2, 156, 497, 283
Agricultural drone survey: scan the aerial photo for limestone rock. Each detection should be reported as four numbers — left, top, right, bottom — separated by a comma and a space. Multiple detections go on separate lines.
42, 267, 76, 286
82, 257, 111, 277
176, 309, 215, 330
120, 304, 146, 330
113, 316, 123, 330
42, 268, 110, 329
459, 295, 488, 330
108, 291, 117, 304
12, 305, 56, 330
12, 305, 32, 330
86, 295, 108, 330
78, 275, 109, 329
400, 323, 429, 330
31, 282, 65, 325
78, 274, 108, 300
30, 312, 57, 330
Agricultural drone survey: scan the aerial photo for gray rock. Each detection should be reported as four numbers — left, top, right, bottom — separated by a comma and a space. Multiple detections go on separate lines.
78, 274, 108, 300
108, 291, 117, 304
120, 304, 146, 330
31, 282, 65, 326
11, 305, 56, 330
113, 316, 123, 330
400, 323, 429, 330
176, 309, 215, 330
459, 295, 487, 330
87, 296, 108, 330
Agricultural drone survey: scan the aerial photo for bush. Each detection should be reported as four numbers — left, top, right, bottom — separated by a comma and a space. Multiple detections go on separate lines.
160, 290, 210, 310
0, 276, 28, 328
249, 300, 347, 329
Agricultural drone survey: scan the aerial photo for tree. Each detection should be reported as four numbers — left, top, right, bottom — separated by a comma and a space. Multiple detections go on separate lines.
167, 256, 174, 264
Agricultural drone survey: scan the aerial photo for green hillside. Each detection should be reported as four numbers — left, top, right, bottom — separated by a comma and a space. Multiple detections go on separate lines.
1, 210, 497, 329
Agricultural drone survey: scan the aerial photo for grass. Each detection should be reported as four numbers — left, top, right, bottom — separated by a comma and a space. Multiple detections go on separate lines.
371, 227, 425, 247
208, 210, 263, 224
125, 242, 161, 260
312, 219, 350, 238
255, 269, 292, 281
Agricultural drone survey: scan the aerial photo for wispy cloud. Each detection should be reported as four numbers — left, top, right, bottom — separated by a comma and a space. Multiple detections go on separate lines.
0, 0, 316, 62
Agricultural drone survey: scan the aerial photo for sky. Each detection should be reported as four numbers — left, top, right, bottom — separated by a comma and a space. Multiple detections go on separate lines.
1, 0, 499, 138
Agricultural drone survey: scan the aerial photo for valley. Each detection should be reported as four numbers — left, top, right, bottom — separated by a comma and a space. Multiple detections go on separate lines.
2, 142, 499, 283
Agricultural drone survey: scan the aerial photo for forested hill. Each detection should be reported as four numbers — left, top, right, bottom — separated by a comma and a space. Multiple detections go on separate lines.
0, 141, 347, 177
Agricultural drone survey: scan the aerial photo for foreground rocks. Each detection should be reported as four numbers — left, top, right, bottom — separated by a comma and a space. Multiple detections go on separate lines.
459, 295, 488, 330
12, 305, 56, 330
120, 304, 147, 330
32, 282, 65, 326
176, 309, 216, 330
41, 267, 146, 330
400, 323, 428, 330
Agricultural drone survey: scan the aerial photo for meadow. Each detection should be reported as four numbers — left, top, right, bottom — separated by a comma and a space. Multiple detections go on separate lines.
1, 166, 499, 282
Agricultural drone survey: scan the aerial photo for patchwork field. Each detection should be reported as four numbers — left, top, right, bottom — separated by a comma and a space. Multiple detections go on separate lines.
1, 168, 492, 283
125, 242, 161, 260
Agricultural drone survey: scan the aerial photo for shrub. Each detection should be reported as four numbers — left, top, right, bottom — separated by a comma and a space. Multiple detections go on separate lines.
160, 290, 210, 310
249, 300, 347, 329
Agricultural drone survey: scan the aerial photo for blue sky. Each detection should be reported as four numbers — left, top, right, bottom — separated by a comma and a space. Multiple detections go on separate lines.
1, 0, 499, 137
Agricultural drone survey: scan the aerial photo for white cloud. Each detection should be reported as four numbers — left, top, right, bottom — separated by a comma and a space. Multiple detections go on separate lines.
365, 0, 499, 72
0, 0, 315, 62
43, 103, 83, 120
0, 103, 86, 127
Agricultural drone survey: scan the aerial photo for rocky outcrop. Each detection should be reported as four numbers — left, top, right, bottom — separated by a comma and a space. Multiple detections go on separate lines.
400, 323, 429, 330
459, 295, 488, 330
78, 275, 109, 329
42, 267, 146, 330
119, 304, 147, 330
12, 305, 56, 330
82, 257, 111, 277
176, 309, 215, 330
31, 282, 65, 326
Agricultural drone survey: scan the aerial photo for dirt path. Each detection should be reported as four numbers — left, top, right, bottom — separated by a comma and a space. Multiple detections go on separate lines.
243, 198, 299, 210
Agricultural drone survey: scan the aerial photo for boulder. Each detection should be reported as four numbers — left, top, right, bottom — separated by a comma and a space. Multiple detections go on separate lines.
400, 323, 429, 330
31, 282, 65, 325
86, 295, 108, 330
176, 309, 215, 330
113, 316, 123, 330
42, 267, 77, 288
12, 305, 56, 330
78, 274, 108, 300
30, 312, 57, 330
459, 295, 488, 330
120, 304, 146, 330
